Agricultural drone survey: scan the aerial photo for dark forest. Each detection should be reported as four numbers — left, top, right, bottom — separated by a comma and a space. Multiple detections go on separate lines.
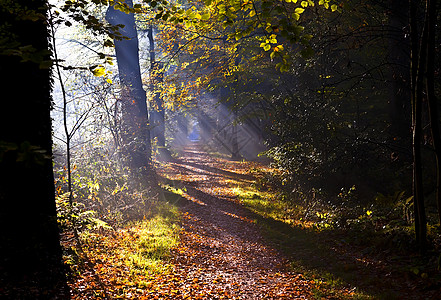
1, 0, 440, 298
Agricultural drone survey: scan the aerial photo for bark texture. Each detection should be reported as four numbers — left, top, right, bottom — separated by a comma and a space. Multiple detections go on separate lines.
0, 0, 69, 297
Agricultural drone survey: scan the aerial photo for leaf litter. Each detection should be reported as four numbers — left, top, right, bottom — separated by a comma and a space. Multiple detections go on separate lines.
64, 143, 398, 299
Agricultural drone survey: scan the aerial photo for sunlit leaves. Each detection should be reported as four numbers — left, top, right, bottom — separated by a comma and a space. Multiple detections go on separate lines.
57, 0, 343, 76
154, 78, 199, 111
259, 34, 278, 51
295, 7, 305, 14
186, 0, 339, 70
89, 53, 113, 79
200, 12, 211, 20
113, 1, 132, 14
260, 42, 271, 51
156, 0, 341, 106
318, 0, 339, 11
268, 34, 278, 44
91, 66, 106, 77
62, 203, 181, 299
263, 43, 272, 51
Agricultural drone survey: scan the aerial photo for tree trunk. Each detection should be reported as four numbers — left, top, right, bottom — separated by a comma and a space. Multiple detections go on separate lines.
424, 0, 441, 224
409, 0, 427, 251
147, 25, 166, 148
106, 1, 155, 186
0, 1, 69, 297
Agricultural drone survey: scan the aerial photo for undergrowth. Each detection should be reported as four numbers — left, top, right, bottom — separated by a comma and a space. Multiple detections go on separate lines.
232, 165, 441, 299
59, 199, 181, 299
54, 140, 186, 298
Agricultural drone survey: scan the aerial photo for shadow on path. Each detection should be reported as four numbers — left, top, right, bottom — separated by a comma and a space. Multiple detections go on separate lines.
160, 144, 436, 299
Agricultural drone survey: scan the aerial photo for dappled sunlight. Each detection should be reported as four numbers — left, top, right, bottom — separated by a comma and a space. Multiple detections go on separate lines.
180, 191, 207, 207
155, 143, 363, 298
220, 210, 255, 223
160, 143, 435, 299
7, 0, 440, 298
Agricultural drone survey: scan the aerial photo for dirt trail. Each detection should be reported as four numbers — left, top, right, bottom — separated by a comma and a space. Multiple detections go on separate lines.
160, 144, 315, 299
66, 143, 439, 299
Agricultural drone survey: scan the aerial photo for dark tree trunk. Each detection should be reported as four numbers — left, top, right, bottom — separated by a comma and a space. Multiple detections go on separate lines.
106, 1, 155, 186
409, 0, 427, 251
424, 0, 441, 224
147, 25, 166, 148
0, 0, 69, 297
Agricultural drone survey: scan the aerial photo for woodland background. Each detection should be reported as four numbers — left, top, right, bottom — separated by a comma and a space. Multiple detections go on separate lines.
0, 0, 440, 298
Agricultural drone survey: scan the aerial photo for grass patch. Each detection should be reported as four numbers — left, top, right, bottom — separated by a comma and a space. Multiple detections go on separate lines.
125, 204, 180, 274
64, 200, 181, 298
230, 173, 381, 299
231, 185, 304, 226
229, 163, 441, 299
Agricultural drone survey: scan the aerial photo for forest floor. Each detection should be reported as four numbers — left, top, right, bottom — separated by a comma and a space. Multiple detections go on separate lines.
158, 144, 323, 299
66, 143, 441, 299
157, 143, 440, 299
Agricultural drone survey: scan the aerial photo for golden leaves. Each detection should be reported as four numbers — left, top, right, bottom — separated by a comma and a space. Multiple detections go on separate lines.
64, 144, 356, 299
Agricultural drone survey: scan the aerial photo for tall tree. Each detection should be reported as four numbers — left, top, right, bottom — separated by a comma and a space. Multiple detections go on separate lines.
425, 0, 441, 225
0, 0, 69, 297
147, 25, 166, 149
408, 0, 438, 251
106, 0, 155, 186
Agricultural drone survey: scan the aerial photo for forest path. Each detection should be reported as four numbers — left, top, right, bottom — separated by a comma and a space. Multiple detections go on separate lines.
158, 143, 316, 299
66, 143, 439, 299
157, 143, 441, 300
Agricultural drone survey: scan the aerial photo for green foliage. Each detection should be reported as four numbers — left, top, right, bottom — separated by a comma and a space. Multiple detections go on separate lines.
126, 206, 180, 273
160, 0, 408, 204
246, 162, 423, 253
262, 142, 323, 189
54, 140, 154, 226
56, 192, 112, 232
233, 185, 300, 223
375, 191, 414, 224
